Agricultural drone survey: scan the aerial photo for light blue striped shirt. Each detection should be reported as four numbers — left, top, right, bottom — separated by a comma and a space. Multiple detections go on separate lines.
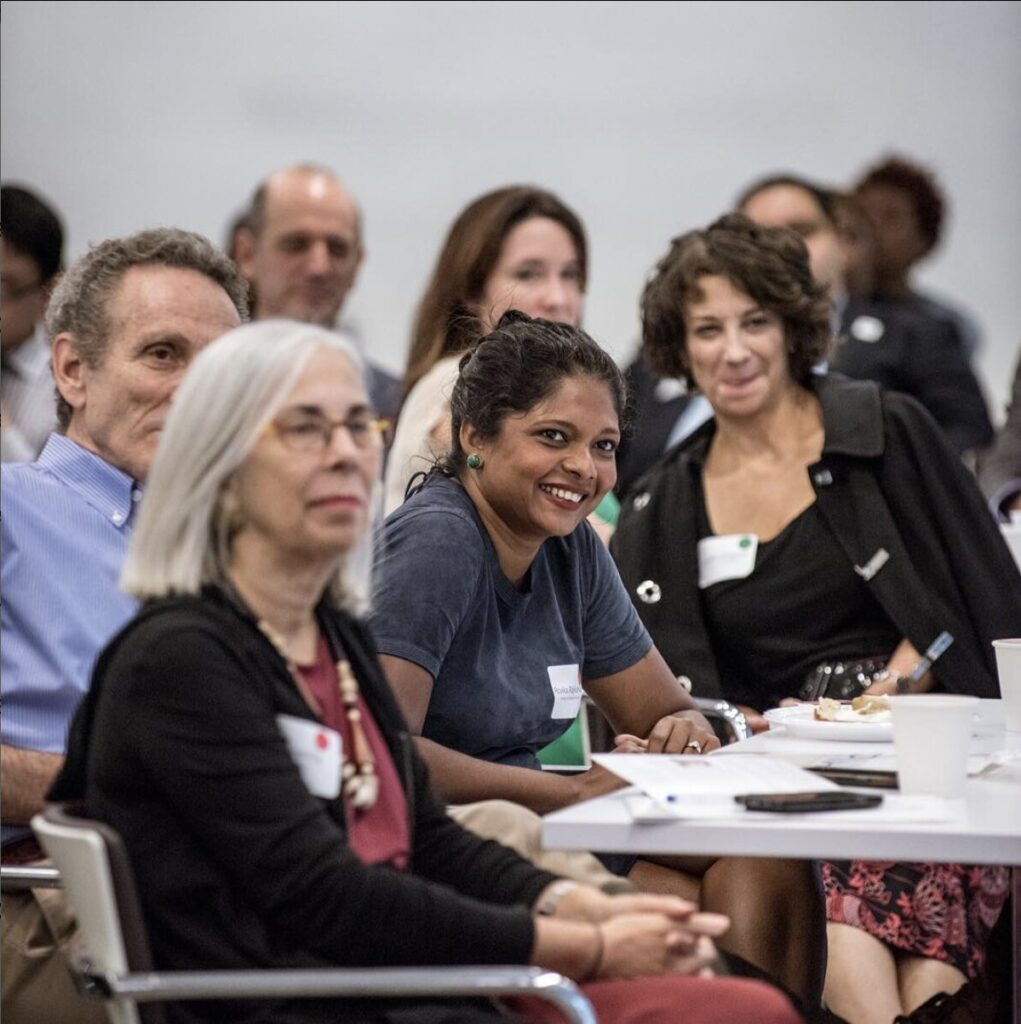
2, 434, 139, 838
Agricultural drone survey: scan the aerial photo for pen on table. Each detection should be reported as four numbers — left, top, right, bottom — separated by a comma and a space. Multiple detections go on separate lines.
897, 631, 954, 694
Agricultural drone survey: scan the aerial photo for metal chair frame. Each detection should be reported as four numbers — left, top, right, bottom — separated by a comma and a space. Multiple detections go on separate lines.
0, 863, 62, 891
32, 804, 596, 1024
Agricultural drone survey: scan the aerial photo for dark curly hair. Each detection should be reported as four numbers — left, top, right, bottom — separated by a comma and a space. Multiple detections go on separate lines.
440, 310, 626, 477
854, 155, 945, 254
640, 213, 832, 388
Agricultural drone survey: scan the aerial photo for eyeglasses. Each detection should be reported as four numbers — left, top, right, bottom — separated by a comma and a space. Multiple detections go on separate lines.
265, 410, 391, 454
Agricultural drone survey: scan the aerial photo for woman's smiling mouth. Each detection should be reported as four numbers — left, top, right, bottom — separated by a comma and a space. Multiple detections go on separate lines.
539, 483, 585, 504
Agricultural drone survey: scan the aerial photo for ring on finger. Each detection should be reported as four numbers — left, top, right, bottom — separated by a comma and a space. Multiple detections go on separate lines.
683, 739, 702, 754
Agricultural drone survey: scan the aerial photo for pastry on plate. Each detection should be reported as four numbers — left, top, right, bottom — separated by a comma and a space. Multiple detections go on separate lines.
813, 695, 891, 723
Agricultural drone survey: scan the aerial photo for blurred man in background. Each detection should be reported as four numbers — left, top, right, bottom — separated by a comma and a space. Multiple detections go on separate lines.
1, 184, 64, 461
739, 173, 992, 456
232, 163, 401, 420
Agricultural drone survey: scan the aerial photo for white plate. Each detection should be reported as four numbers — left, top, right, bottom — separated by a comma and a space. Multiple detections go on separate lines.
763, 705, 893, 742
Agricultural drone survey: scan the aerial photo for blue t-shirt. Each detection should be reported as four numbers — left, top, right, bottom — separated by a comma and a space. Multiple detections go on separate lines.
371, 474, 652, 768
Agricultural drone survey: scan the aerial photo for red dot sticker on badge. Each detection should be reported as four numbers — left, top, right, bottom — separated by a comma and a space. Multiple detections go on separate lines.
316, 731, 329, 750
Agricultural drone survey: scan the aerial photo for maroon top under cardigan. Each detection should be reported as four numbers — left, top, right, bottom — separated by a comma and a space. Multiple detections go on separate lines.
297, 634, 410, 869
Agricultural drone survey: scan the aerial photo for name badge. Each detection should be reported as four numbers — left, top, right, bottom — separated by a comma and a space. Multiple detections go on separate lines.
697, 534, 758, 589
548, 664, 583, 719
275, 714, 342, 799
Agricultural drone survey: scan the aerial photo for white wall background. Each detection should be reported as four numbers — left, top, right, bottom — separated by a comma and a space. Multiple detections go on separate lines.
3, 0, 1019, 415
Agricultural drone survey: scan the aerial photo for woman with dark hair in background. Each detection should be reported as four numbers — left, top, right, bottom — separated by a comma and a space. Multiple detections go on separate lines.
611, 213, 1019, 1023
853, 155, 981, 357
373, 310, 826, 1013
384, 186, 618, 531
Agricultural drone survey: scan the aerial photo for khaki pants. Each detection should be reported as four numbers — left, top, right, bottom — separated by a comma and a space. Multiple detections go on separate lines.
448, 800, 634, 893
1, 883, 107, 1024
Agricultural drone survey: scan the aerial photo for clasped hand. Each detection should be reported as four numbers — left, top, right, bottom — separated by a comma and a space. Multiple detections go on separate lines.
556, 887, 728, 978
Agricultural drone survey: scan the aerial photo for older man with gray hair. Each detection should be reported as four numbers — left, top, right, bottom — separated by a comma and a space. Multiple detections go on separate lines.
1, 228, 246, 1023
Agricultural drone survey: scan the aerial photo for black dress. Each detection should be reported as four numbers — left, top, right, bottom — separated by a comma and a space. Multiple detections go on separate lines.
694, 484, 899, 710
695, 487, 1008, 978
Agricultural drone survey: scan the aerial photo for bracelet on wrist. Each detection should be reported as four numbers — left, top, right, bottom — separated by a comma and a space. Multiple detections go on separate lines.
535, 879, 579, 917
872, 668, 906, 695
581, 923, 604, 982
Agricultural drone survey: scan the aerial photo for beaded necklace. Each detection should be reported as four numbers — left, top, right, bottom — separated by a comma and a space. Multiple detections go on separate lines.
258, 619, 379, 809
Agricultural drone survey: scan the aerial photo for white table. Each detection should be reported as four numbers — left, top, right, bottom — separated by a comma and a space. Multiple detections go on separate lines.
543, 699, 1021, 1019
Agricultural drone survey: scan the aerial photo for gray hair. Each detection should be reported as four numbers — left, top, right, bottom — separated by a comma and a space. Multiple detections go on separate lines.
46, 227, 250, 429
120, 320, 376, 612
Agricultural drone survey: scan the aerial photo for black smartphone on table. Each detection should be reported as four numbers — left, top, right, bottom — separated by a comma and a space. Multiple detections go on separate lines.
735, 791, 883, 813
808, 767, 899, 790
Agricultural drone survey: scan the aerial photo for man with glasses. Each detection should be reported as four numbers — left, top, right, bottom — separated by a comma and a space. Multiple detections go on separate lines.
1, 227, 247, 1023
1, 185, 64, 461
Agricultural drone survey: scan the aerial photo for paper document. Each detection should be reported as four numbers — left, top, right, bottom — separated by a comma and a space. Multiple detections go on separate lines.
592, 753, 835, 817
808, 750, 1021, 777
624, 792, 957, 824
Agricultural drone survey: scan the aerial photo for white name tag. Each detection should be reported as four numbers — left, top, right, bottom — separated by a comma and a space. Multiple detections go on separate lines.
275, 714, 342, 799
548, 664, 583, 719
697, 534, 758, 589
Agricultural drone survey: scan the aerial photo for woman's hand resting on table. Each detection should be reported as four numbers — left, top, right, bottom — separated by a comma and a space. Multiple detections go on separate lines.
646, 710, 720, 753
570, 714, 718, 803
613, 711, 720, 757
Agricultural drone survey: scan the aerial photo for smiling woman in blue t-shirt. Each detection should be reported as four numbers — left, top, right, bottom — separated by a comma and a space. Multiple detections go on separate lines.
373, 311, 716, 798
371, 310, 825, 1009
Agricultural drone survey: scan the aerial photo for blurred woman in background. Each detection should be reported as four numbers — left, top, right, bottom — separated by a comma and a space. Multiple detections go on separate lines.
385, 186, 617, 536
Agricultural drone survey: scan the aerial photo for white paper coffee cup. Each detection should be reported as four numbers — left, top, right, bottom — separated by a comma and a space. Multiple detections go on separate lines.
992, 639, 1021, 732
889, 695, 979, 799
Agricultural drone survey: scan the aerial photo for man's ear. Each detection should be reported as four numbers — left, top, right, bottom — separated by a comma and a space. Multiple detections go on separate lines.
233, 227, 258, 279
351, 243, 366, 281
51, 332, 88, 415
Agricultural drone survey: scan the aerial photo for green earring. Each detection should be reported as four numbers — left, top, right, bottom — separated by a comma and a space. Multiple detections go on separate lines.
466, 453, 484, 470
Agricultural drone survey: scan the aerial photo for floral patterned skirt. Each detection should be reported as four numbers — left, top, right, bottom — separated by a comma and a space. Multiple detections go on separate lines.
821, 860, 1009, 978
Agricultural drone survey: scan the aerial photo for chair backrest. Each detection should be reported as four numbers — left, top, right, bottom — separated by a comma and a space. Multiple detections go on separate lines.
33, 804, 163, 1024
32, 806, 596, 1024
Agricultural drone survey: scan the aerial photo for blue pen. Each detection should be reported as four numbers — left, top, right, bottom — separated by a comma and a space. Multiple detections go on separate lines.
898, 631, 953, 693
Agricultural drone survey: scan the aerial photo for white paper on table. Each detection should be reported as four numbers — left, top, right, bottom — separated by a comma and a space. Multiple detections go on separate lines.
593, 753, 836, 817
624, 792, 958, 824
808, 750, 1021, 776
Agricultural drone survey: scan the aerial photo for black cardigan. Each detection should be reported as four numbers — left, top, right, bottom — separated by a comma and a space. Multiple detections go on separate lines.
52, 587, 556, 1024
611, 374, 1021, 702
